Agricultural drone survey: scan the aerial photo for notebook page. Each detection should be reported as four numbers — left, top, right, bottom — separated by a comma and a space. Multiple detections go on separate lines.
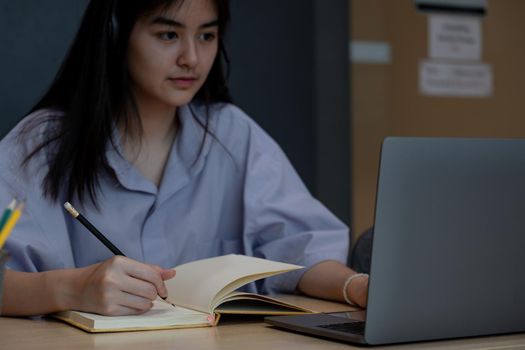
164, 255, 302, 313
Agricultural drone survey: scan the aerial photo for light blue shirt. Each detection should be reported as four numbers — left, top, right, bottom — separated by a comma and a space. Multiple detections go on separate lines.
0, 103, 349, 294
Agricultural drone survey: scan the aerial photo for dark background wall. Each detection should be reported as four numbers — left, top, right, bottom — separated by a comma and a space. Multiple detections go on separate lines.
0, 0, 351, 225
0, 1, 87, 134
227, 1, 316, 189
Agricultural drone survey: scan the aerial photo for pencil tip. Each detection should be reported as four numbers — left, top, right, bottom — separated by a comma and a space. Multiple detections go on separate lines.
8, 198, 17, 209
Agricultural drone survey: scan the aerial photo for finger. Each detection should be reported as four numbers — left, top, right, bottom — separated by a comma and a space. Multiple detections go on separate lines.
120, 272, 169, 301
149, 265, 176, 280
101, 294, 154, 316
160, 268, 176, 281
92, 289, 153, 316
116, 290, 155, 314
119, 259, 167, 297
144, 265, 176, 297
101, 304, 150, 316
102, 257, 165, 298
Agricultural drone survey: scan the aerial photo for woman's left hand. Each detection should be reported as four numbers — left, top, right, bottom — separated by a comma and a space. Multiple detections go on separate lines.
346, 274, 369, 308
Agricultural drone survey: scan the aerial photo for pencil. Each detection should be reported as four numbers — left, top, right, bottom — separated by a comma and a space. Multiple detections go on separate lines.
0, 201, 24, 249
0, 198, 17, 231
63, 202, 125, 256
63, 202, 171, 303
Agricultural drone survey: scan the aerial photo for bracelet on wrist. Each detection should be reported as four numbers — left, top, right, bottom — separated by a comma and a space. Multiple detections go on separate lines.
343, 273, 369, 306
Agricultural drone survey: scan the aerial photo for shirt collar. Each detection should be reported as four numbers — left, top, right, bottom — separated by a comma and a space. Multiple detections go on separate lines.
105, 103, 215, 198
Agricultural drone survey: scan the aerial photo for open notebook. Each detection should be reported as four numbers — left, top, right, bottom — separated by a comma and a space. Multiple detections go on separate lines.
53, 254, 312, 332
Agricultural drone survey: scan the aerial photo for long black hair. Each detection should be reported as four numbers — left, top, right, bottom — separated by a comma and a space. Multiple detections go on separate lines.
22, 0, 232, 205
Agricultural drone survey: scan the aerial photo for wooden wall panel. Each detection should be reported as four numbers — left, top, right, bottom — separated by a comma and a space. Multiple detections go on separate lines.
351, 0, 525, 240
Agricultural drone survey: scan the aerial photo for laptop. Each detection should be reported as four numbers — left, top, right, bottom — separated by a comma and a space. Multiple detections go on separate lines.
266, 137, 525, 345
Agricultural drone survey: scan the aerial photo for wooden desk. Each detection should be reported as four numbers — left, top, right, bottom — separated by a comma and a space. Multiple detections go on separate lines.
2, 295, 525, 350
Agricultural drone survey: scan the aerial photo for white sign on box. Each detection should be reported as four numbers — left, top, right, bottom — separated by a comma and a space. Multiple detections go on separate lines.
419, 60, 492, 97
429, 15, 482, 61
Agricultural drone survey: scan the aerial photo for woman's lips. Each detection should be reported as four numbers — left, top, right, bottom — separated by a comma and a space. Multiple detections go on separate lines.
168, 77, 198, 89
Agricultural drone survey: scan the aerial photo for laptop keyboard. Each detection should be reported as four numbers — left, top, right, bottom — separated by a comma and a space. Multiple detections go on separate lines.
317, 321, 365, 335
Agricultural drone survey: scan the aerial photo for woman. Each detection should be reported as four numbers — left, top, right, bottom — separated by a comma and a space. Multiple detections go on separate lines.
0, 0, 368, 316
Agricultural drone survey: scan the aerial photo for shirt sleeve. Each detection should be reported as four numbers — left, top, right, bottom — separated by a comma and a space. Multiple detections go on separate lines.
0, 179, 74, 272
0, 113, 75, 272
0, 193, 66, 273
240, 119, 349, 294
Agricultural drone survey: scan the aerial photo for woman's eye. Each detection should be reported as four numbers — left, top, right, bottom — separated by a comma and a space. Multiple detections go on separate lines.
158, 31, 178, 41
199, 32, 216, 42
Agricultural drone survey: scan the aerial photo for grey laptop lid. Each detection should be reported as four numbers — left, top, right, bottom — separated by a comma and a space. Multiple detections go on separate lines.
266, 137, 525, 345
365, 137, 525, 344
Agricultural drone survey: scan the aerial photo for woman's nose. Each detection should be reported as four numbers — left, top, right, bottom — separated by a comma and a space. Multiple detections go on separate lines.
177, 39, 198, 70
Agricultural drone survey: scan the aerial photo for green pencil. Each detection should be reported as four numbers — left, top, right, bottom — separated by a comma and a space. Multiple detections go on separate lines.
0, 198, 17, 231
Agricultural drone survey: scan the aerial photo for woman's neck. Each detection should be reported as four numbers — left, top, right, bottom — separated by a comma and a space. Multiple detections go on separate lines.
120, 100, 180, 187
135, 100, 178, 143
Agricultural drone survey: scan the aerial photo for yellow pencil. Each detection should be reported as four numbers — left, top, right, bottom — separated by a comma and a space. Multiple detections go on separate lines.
0, 198, 17, 231
0, 202, 24, 249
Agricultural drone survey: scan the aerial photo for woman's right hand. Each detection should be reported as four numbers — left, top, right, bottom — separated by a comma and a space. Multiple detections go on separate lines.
68, 256, 176, 316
